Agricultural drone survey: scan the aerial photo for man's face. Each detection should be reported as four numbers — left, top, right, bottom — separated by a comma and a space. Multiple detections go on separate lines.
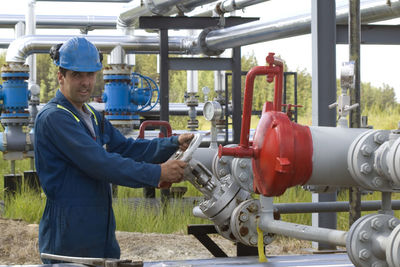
58, 70, 97, 110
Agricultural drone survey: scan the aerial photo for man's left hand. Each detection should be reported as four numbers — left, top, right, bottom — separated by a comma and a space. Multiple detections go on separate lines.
178, 133, 194, 151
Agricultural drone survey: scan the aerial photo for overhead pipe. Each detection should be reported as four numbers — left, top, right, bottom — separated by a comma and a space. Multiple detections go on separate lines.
5, 34, 195, 63
196, 0, 400, 54
194, 0, 270, 17
117, 0, 218, 30
0, 14, 117, 29
36, 0, 131, 2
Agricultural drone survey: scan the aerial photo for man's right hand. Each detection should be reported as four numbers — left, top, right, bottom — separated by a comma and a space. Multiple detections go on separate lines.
159, 160, 187, 184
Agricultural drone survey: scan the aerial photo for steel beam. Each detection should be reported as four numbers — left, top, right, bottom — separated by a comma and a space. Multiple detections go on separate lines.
337, 24, 400, 44
139, 16, 259, 30
311, 0, 337, 251
168, 57, 232, 71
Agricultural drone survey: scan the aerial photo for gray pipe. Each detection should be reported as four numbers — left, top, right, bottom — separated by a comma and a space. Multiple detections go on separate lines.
200, 0, 400, 53
117, 0, 218, 29
36, 0, 131, 2
0, 14, 117, 29
260, 218, 347, 247
5, 34, 193, 63
194, 0, 270, 17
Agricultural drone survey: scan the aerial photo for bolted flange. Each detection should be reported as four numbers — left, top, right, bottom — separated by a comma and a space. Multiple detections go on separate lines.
347, 213, 400, 267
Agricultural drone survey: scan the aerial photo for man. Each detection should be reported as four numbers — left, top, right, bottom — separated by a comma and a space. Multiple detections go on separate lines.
34, 37, 193, 262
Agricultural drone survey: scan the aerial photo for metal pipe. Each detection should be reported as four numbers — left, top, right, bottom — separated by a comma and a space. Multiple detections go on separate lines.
0, 14, 117, 29
274, 200, 400, 214
5, 34, 193, 63
260, 217, 347, 247
117, 0, 218, 29
27, 0, 37, 86
195, 0, 270, 17
200, 0, 400, 53
36, 0, 131, 2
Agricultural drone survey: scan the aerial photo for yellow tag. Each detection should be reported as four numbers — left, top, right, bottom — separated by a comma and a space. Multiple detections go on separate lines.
257, 220, 268, 262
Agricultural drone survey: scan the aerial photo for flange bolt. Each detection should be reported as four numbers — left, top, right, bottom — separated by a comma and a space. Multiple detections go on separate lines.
359, 249, 371, 261
371, 218, 383, 231
359, 230, 370, 242
361, 144, 373, 157
360, 163, 372, 174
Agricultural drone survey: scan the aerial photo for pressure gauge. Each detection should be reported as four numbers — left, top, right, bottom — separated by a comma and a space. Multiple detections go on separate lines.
203, 101, 223, 121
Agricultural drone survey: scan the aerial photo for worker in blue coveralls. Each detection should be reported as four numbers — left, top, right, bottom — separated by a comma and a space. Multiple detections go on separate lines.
34, 36, 194, 263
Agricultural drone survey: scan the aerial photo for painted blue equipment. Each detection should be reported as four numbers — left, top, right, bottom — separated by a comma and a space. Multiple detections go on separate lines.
0, 65, 30, 122
52, 37, 102, 72
102, 71, 159, 121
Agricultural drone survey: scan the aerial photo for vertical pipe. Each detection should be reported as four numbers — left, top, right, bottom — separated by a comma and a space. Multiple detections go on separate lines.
311, 0, 337, 251
27, 0, 37, 86
348, 0, 362, 226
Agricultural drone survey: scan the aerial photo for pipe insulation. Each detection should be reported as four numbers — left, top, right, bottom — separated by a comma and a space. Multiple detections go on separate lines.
117, 0, 218, 29
201, 0, 400, 52
0, 14, 117, 29
5, 34, 194, 63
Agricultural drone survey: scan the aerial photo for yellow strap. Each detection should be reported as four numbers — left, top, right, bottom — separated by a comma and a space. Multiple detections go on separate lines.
57, 104, 80, 122
84, 103, 98, 125
257, 219, 268, 263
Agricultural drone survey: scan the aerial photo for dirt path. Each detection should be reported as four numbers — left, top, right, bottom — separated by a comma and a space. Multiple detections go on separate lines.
0, 218, 312, 265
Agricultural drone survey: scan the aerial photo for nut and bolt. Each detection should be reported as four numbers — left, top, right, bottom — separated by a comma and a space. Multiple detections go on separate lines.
238, 172, 249, 182
361, 144, 373, 157
239, 226, 249, 237
219, 168, 227, 177
359, 249, 371, 261
360, 163, 372, 175
359, 230, 370, 242
239, 212, 249, 222
249, 236, 258, 246
374, 132, 386, 144
388, 218, 399, 230
263, 233, 274, 244
371, 218, 383, 231
247, 203, 259, 213
239, 159, 248, 168
372, 177, 383, 188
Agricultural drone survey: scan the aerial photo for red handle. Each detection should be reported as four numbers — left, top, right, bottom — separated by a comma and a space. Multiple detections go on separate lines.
138, 120, 172, 139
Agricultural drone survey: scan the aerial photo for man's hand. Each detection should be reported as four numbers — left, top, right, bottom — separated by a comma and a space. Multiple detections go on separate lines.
159, 160, 187, 184
178, 133, 194, 151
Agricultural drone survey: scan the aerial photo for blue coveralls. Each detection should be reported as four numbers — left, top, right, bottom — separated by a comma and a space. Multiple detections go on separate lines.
34, 90, 179, 262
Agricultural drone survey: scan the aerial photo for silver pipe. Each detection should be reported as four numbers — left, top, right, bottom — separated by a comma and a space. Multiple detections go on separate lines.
200, 0, 400, 52
117, 0, 218, 29
36, 0, 131, 2
27, 0, 37, 86
274, 200, 400, 214
5, 34, 193, 63
260, 218, 347, 247
0, 14, 117, 29
195, 0, 269, 16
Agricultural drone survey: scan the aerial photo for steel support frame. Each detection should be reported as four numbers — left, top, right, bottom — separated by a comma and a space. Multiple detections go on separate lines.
311, 0, 337, 251
140, 16, 250, 144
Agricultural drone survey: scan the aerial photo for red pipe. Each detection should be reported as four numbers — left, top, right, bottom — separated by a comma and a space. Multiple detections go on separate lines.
219, 52, 284, 158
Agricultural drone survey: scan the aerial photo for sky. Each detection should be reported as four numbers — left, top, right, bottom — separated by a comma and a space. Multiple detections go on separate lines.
1, 0, 400, 101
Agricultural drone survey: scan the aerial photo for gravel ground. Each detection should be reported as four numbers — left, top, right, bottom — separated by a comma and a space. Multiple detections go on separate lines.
0, 217, 312, 265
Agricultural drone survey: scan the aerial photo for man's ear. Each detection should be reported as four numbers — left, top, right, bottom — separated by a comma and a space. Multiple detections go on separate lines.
57, 71, 64, 86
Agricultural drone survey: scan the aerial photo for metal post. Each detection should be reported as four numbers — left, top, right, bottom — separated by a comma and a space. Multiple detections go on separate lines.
231, 47, 241, 144
158, 28, 170, 201
348, 0, 362, 226
311, 0, 337, 251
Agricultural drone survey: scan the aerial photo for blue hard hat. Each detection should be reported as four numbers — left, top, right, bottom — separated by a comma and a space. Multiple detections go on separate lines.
53, 37, 102, 72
